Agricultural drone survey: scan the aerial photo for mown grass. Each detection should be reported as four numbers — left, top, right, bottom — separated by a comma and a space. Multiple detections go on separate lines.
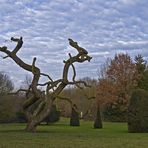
0, 118, 148, 148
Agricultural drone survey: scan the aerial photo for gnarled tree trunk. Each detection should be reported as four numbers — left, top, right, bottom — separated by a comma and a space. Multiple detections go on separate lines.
0, 37, 92, 132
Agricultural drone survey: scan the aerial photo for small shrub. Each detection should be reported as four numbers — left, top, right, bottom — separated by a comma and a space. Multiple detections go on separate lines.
44, 105, 60, 124
70, 105, 80, 126
16, 111, 27, 123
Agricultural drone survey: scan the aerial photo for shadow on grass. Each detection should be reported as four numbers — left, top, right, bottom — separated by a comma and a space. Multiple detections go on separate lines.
0, 124, 71, 134
0, 129, 67, 133
40, 122, 69, 127
0, 129, 26, 133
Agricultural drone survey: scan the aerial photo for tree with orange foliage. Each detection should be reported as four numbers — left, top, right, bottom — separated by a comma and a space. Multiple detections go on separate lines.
96, 53, 139, 123
106, 53, 138, 103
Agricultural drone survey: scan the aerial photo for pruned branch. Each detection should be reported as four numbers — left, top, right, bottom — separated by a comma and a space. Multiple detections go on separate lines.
0, 39, 33, 72
0, 46, 10, 58
68, 38, 88, 55
68, 39, 92, 62
3, 37, 23, 59
11, 37, 23, 54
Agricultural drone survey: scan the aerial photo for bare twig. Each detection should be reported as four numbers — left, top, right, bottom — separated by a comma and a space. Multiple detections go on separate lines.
8, 89, 27, 95
68, 80, 91, 89
40, 73, 53, 82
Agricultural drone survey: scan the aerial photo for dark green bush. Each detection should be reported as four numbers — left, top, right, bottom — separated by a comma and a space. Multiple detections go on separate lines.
0, 96, 60, 124
44, 105, 60, 124
0, 96, 18, 123
128, 89, 148, 132
102, 104, 127, 122
16, 111, 27, 123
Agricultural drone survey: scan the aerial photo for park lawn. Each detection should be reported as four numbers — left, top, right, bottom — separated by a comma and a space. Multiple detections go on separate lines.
0, 118, 148, 148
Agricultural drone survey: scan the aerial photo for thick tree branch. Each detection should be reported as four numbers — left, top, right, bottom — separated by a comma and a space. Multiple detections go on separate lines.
33, 101, 46, 116
0, 45, 32, 72
11, 37, 23, 54
23, 96, 35, 110
71, 63, 76, 81
68, 38, 88, 55
32, 57, 37, 74
46, 79, 62, 90
3, 37, 23, 59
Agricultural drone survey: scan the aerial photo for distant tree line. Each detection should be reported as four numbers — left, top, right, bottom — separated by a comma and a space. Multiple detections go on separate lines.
0, 72, 60, 124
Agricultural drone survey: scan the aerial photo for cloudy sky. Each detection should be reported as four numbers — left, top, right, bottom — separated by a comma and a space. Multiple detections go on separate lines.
0, 0, 148, 88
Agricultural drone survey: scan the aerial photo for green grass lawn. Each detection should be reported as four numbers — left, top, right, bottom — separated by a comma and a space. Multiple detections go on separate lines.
0, 118, 148, 148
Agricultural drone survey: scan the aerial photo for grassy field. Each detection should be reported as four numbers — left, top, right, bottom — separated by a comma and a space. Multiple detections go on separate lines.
0, 118, 148, 148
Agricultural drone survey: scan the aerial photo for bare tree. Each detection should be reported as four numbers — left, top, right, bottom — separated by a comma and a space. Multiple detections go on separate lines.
0, 37, 92, 132
0, 72, 14, 95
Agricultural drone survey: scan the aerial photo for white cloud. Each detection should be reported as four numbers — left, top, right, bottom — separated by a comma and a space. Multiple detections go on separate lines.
0, 0, 148, 87
119, 0, 144, 5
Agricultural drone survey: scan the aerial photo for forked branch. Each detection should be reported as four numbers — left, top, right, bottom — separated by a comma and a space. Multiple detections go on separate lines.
3, 37, 23, 59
